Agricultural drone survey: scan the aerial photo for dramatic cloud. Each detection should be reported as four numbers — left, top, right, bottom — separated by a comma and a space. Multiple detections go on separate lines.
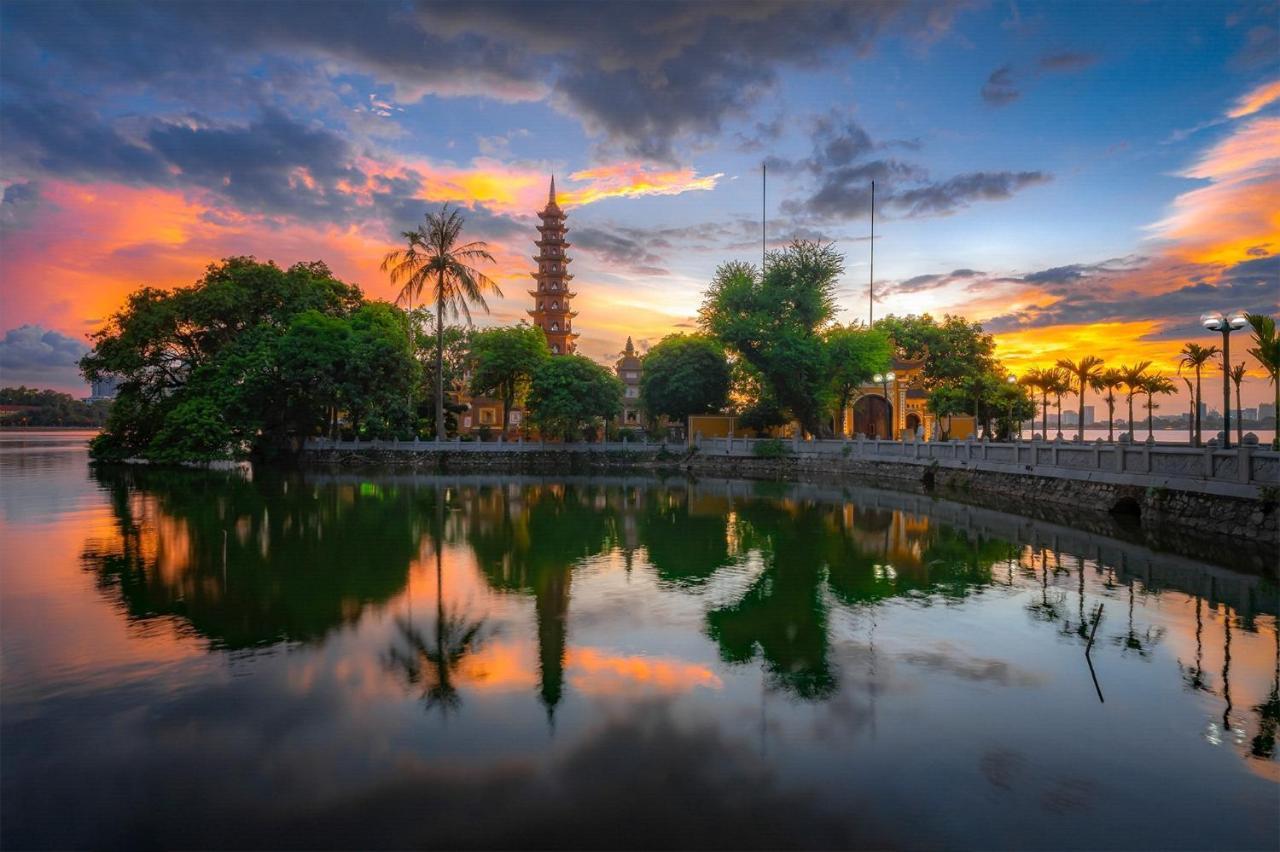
0, 324, 89, 391
778, 112, 1050, 221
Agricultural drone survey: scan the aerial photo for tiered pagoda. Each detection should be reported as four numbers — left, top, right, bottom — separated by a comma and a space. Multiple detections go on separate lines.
528, 177, 578, 354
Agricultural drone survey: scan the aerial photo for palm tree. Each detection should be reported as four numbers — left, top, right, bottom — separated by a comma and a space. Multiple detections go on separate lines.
1089, 368, 1124, 442
1020, 369, 1051, 439
1047, 368, 1071, 440
1245, 313, 1278, 449
1141, 374, 1176, 442
1119, 361, 1151, 442
382, 204, 502, 440
1056, 356, 1105, 441
1178, 343, 1220, 447
1180, 376, 1195, 443
1228, 362, 1247, 446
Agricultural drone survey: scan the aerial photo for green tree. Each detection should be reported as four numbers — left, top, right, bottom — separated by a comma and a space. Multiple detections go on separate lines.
381, 204, 502, 441
927, 384, 970, 439
80, 257, 410, 462
639, 334, 731, 430
468, 323, 551, 423
1089, 368, 1125, 442
1020, 368, 1052, 438
823, 324, 891, 437
1177, 343, 1219, 447
527, 355, 624, 440
1047, 368, 1071, 439
698, 242, 842, 436
875, 313, 1000, 391
1056, 355, 1105, 441
1245, 313, 1278, 447
0, 387, 111, 427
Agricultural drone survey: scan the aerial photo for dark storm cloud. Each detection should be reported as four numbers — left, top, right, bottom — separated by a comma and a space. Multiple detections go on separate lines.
1, 0, 973, 169
879, 268, 991, 297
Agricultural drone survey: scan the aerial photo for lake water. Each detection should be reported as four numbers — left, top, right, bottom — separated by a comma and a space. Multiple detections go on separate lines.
2, 431, 1277, 850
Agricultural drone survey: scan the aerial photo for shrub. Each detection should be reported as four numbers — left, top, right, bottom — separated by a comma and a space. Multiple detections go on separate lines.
753, 438, 791, 458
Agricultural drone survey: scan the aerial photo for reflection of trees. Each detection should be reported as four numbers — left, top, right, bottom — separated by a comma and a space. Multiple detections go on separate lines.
707, 501, 837, 699
1179, 598, 1213, 693
638, 490, 735, 586
464, 484, 618, 719
82, 466, 418, 649
1111, 580, 1166, 658
1250, 628, 1279, 760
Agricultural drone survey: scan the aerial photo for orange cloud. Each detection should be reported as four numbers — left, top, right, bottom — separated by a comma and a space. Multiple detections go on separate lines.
562, 164, 722, 206
1226, 78, 1280, 118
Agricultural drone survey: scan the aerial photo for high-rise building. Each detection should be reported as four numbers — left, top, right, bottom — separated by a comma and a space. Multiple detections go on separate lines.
527, 177, 578, 355
1259, 403, 1276, 421
1082, 405, 1096, 426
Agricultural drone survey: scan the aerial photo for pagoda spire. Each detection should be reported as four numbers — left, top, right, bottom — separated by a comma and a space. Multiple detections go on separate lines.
527, 175, 577, 354
548, 175, 557, 207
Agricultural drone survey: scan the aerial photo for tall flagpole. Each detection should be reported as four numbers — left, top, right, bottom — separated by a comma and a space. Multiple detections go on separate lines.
869, 180, 875, 327
762, 161, 767, 271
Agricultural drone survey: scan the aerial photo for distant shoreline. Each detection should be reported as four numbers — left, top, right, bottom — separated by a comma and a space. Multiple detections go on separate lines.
0, 426, 102, 432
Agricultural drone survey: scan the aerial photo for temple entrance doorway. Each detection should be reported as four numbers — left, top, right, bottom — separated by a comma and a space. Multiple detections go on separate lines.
852, 394, 892, 439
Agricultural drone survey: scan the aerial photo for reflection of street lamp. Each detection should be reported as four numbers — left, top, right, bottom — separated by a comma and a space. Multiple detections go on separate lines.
1200, 310, 1248, 449
1006, 374, 1018, 440
872, 371, 896, 439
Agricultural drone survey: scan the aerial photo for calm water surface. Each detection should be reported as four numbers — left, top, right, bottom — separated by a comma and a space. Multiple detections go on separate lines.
2, 431, 1277, 850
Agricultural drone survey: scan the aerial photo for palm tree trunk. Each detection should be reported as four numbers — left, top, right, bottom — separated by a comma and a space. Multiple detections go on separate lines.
1041, 392, 1048, 439
1107, 395, 1114, 441
1146, 393, 1154, 441
1234, 381, 1243, 445
435, 272, 446, 441
1127, 393, 1134, 440
1077, 378, 1085, 441
1055, 396, 1062, 439
1193, 367, 1202, 447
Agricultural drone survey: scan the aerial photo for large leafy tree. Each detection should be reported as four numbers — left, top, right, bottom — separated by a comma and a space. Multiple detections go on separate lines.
699, 242, 842, 436
467, 323, 551, 421
80, 257, 413, 461
874, 313, 1000, 391
824, 324, 891, 437
639, 334, 731, 430
526, 355, 623, 440
382, 204, 501, 440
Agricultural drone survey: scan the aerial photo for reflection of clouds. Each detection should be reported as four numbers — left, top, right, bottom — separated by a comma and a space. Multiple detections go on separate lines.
899, 645, 1047, 687
980, 748, 1026, 791
566, 647, 722, 695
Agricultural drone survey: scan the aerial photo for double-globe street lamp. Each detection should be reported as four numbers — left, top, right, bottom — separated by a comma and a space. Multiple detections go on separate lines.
872, 371, 896, 439
1200, 310, 1248, 450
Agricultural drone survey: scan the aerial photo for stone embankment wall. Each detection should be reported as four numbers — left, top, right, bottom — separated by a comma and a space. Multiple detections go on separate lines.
303, 445, 1278, 547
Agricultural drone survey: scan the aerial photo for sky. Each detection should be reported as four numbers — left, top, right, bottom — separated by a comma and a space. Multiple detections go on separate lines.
0, 0, 1276, 408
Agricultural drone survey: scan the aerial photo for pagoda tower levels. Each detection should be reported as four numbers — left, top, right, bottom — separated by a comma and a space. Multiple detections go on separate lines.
528, 177, 579, 355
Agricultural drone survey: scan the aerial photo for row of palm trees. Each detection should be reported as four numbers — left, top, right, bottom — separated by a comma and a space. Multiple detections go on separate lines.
1022, 316, 1279, 446
1022, 359, 1175, 443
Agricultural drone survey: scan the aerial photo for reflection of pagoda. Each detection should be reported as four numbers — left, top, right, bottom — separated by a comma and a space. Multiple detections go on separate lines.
527, 178, 578, 355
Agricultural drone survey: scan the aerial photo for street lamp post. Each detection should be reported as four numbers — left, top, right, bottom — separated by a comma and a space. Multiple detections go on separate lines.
872, 371, 896, 439
1006, 374, 1018, 440
1200, 310, 1248, 450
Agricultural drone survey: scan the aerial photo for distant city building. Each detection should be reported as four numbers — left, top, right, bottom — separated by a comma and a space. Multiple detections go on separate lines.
1083, 405, 1096, 426
87, 375, 119, 402
527, 178, 577, 355
1260, 403, 1276, 421
615, 337, 644, 432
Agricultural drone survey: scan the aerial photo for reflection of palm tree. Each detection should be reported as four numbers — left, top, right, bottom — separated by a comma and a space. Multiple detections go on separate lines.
1111, 581, 1165, 658
1180, 597, 1212, 693
385, 543, 487, 716
1249, 627, 1279, 759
